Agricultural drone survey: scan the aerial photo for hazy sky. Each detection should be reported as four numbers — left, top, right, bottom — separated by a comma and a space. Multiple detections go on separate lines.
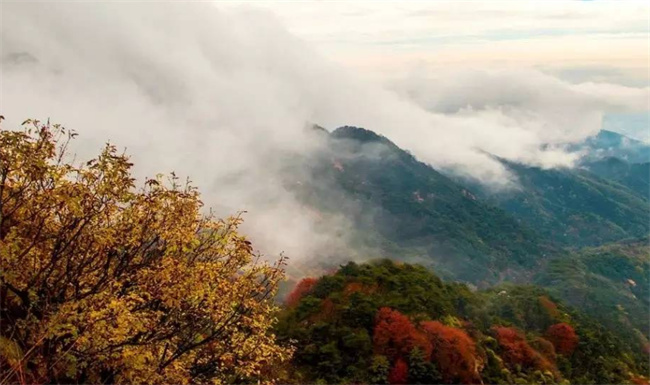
227, 1, 648, 81
222, 1, 650, 141
1, 1, 649, 261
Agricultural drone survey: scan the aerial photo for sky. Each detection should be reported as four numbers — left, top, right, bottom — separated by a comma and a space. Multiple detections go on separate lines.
1, 1, 649, 261
238, 2, 648, 80
223, 1, 650, 141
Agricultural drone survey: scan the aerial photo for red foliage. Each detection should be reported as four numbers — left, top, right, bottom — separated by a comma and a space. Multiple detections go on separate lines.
492, 326, 556, 374
420, 321, 481, 384
631, 376, 650, 385
545, 323, 578, 355
388, 358, 409, 385
373, 308, 432, 360
285, 277, 318, 308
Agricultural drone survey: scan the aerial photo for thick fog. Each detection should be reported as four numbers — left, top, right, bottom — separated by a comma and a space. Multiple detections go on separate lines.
2, 2, 647, 260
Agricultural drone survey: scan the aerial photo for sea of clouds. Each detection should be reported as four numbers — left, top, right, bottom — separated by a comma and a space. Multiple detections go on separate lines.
2, 2, 648, 261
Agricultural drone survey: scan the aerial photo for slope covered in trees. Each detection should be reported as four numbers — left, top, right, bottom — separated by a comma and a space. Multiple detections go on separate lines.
292, 126, 649, 287
585, 157, 649, 199
536, 238, 650, 353
277, 260, 649, 384
475, 160, 649, 246
290, 126, 550, 284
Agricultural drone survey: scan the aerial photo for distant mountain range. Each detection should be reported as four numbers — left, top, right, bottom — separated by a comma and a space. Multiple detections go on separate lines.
282, 125, 649, 357
291, 125, 647, 279
578, 129, 650, 164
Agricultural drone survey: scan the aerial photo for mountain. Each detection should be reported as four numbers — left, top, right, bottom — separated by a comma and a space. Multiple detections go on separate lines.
578, 129, 650, 164
584, 157, 649, 199
473, 160, 649, 246
279, 125, 650, 374
277, 259, 649, 385
574, 130, 649, 200
290, 126, 550, 285
535, 238, 649, 350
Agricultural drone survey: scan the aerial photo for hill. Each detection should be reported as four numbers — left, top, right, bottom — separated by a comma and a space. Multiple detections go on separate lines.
474, 160, 649, 246
276, 260, 649, 385
289, 126, 550, 284
578, 130, 650, 164
584, 157, 649, 199
535, 238, 650, 351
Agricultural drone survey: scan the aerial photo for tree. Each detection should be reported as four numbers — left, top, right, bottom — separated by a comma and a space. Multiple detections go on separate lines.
545, 323, 578, 356
387, 358, 408, 385
368, 355, 390, 384
373, 308, 431, 361
492, 326, 556, 376
285, 277, 319, 308
407, 347, 441, 384
0, 119, 292, 384
420, 320, 481, 384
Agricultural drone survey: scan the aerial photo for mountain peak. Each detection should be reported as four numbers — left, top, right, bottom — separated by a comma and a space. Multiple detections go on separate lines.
331, 125, 389, 144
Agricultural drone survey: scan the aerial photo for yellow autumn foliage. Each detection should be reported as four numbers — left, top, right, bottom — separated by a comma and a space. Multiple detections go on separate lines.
0, 119, 293, 384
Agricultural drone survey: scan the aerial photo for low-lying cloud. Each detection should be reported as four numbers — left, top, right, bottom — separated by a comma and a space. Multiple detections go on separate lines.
1, 2, 647, 260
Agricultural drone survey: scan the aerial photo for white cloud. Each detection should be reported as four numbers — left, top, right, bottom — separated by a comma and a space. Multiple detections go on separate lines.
239, 1, 649, 81
1, 1, 648, 260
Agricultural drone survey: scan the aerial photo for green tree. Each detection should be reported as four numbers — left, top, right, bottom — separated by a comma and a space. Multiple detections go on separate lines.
407, 348, 441, 384
369, 355, 390, 384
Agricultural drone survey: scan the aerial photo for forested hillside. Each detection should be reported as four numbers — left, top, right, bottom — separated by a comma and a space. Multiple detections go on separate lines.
475, 160, 649, 246
277, 260, 649, 384
585, 157, 649, 198
290, 126, 550, 285
536, 239, 650, 353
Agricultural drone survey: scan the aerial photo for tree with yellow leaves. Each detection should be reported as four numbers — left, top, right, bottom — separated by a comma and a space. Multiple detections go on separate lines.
0, 118, 293, 384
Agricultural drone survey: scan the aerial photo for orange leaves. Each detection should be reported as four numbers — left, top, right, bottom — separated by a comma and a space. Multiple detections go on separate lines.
545, 323, 578, 356
492, 326, 556, 375
373, 308, 431, 361
285, 277, 318, 308
420, 321, 481, 384
372, 309, 482, 384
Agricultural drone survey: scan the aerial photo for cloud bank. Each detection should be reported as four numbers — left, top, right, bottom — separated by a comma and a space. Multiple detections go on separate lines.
1, 2, 647, 259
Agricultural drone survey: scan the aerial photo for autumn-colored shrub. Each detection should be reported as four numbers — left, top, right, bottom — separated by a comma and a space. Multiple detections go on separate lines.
286, 277, 319, 308
492, 326, 556, 375
545, 323, 578, 355
0, 120, 292, 384
420, 320, 481, 384
388, 358, 409, 385
373, 308, 431, 360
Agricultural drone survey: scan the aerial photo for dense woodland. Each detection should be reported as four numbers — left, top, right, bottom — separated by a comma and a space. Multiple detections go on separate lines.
277, 260, 648, 384
1, 119, 648, 384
